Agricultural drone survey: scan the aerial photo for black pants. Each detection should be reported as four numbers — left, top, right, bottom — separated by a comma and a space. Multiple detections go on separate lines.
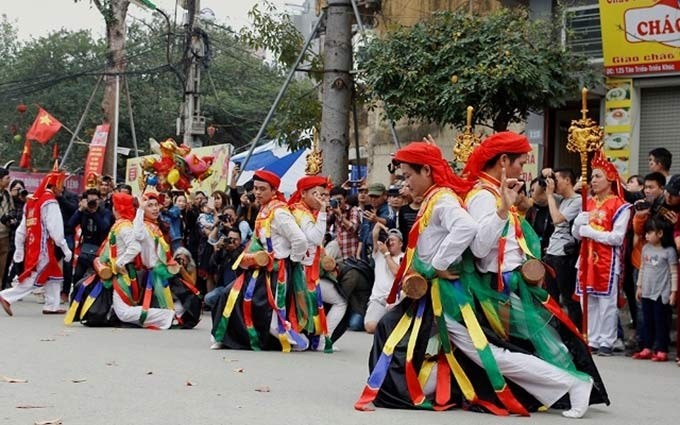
641, 296, 671, 352
339, 268, 372, 316
72, 256, 95, 287
544, 254, 582, 329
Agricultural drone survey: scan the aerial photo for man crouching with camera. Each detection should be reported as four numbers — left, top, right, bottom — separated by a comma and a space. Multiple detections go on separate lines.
66, 189, 113, 289
204, 216, 245, 311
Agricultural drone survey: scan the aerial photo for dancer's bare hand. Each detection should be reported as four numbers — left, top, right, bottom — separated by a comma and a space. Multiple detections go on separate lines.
436, 269, 459, 281
498, 168, 522, 219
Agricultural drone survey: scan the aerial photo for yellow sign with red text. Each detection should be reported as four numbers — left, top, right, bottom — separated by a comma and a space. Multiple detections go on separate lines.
600, 0, 680, 76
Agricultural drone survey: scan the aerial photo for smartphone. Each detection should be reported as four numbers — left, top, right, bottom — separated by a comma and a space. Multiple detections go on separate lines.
349, 180, 362, 187
363, 205, 373, 212
207, 196, 215, 210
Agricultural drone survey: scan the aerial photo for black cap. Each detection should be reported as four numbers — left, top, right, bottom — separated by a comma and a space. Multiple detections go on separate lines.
666, 174, 680, 196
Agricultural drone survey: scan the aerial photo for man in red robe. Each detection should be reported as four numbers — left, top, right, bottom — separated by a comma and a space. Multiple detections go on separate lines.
0, 166, 72, 316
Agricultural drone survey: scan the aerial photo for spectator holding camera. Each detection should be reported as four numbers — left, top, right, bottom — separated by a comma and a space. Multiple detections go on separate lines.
0, 168, 14, 290
364, 224, 404, 334
525, 177, 554, 256
328, 186, 359, 260
3, 180, 26, 289
631, 173, 667, 272
204, 227, 244, 311
542, 168, 583, 327
358, 183, 396, 261
66, 189, 113, 286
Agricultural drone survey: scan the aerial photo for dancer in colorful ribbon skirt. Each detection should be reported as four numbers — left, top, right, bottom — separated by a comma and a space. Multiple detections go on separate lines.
134, 192, 202, 329
289, 175, 346, 352
356, 138, 608, 419
211, 170, 309, 351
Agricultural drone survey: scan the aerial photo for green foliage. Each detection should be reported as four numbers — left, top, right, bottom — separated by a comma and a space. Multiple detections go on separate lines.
239, 1, 306, 71
357, 8, 601, 131
236, 1, 323, 150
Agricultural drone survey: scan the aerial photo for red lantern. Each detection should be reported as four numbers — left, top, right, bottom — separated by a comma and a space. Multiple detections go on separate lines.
16, 104, 27, 114
207, 125, 216, 138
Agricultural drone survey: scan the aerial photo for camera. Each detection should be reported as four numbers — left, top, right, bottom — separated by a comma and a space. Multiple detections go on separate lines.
19, 189, 28, 197
378, 229, 389, 243
0, 209, 19, 228
247, 193, 256, 203
330, 198, 339, 209
537, 173, 555, 189
87, 199, 98, 209
635, 200, 651, 211
218, 213, 231, 223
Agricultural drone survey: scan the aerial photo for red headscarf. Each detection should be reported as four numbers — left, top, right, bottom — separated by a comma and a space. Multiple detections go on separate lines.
463, 131, 531, 180
288, 175, 332, 205
591, 149, 623, 196
393, 142, 473, 196
113, 192, 136, 221
254, 170, 281, 190
253, 170, 286, 202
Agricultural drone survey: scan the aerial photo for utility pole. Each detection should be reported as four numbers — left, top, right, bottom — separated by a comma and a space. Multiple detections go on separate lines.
177, 0, 206, 148
320, 0, 353, 184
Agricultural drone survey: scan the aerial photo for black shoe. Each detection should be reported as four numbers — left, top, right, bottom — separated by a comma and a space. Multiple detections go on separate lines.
598, 346, 613, 357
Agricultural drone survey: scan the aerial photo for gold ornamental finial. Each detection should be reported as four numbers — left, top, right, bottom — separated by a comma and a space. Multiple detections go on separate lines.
453, 106, 481, 166
567, 87, 604, 183
305, 127, 324, 176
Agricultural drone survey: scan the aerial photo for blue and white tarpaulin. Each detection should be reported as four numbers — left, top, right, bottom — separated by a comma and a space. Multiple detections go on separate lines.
231, 140, 310, 196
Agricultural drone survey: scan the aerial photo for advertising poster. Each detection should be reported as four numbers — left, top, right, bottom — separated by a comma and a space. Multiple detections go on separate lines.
603, 78, 633, 177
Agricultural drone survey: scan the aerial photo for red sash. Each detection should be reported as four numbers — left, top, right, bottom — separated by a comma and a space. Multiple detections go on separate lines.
20, 191, 62, 285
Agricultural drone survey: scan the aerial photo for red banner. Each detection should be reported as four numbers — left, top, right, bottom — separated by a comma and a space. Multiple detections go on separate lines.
83, 124, 110, 183
9, 171, 83, 194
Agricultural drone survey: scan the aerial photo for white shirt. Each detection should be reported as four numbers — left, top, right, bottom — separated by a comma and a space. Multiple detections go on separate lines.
467, 189, 524, 273
572, 208, 631, 246
114, 224, 142, 270
416, 192, 478, 270
133, 209, 162, 268
371, 250, 404, 302
259, 207, 308, 262
296, 209, 327, 266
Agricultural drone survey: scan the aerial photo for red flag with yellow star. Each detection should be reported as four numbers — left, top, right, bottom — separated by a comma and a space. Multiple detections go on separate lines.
26, 107, 62, 144
19, 139, 32, 169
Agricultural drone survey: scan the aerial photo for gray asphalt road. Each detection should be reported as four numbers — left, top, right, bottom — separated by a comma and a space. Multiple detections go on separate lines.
1, 297, 677, 425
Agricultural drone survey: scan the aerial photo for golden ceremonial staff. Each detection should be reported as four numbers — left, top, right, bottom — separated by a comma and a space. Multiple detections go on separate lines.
453, 106, 481, 173
567, 87, 604, 345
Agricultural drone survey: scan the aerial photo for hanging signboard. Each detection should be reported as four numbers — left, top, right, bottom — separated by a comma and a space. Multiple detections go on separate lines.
600, 0, 680, 76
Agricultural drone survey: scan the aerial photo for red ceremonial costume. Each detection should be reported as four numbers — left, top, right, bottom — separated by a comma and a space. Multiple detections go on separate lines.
572, 151, 631, 352
0, 167, 72, 315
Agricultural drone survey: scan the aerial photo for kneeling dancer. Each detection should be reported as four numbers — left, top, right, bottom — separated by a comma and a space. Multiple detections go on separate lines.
355, 140, 608, 419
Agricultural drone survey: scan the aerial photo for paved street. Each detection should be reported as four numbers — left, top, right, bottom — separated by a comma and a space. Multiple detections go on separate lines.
0, 297, 677, 425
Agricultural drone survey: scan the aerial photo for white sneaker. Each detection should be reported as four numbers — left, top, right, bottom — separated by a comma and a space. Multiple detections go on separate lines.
210, 342, 225, 350
613, 338, 625, 352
